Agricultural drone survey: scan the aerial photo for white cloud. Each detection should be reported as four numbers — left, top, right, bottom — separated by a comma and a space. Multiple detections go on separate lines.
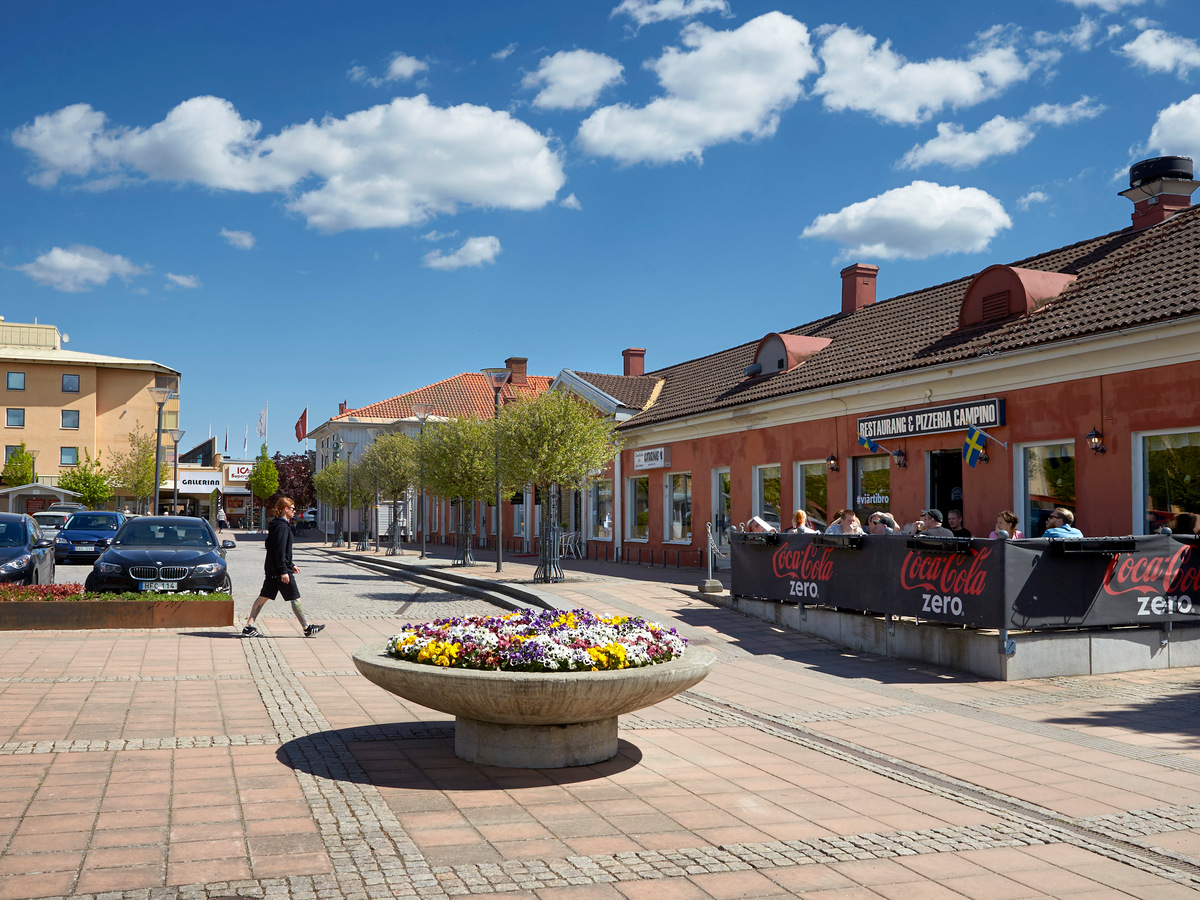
422, 236, 502, 270
1061, 0, 1146, 11
220, 228, 256, 249
165, 273, 201, 289
348, 53, 428, 87
801, 181, 1012, 261
419, 229, 459, 242
579, 13, 817, 164
560, 192, 582, 210
493, 43, 518, 61
813, 26, 1038, 125
1122, 29, 1200, 78
14, 244, 145, 292
1147, 93, 1200, 160
1034, 15, 1102, 50
14, 95, 566, 233
523, 50, 624, 110
1018, 191, 1049, 209
611, 0, 728, 26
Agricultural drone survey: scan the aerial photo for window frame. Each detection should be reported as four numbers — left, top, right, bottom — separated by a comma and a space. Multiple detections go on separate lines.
663, 471, 692, 543
61, 373, 80, 393
792, 460, 830, 532
5, 408, 24, 428
625, 474, 650, 542
752, 463, 782, 528
60, 446, 79, 467
6, 372, 24, 391
61, 409, 80, 430
588, 478, 614, 541
1014, 439, 1076, 538
1132, 426, 1200, 535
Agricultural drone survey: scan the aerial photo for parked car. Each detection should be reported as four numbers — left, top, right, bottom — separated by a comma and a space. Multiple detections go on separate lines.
84, 516, 235, 594
301, 508, 317, 529
48, 502, 86, 513
0, 512, 56, 585
33, 511, 70, 533
54, 511, 126, 565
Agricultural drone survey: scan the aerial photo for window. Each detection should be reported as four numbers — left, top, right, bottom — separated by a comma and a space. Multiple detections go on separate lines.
712, 468, 732, 546
666, 472, 692, 542
512, 493, 525, 537
793, 462, 829, 531
627, 475, 650, 540
1020, 442, 1075, 537
589, 479, 613, 539
60, 447, 79, 466
1141, 429, 1200, 534
61, 410, 80, 430
6, 372, 23, 391
6, 409, 24, 428
4, 445, 17, 462
753, 464, 781, 528
853, 455, 891, 520
62, 374, 80, 393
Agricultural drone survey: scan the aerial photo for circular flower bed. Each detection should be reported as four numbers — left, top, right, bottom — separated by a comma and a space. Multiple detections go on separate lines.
385, 608, 688, 672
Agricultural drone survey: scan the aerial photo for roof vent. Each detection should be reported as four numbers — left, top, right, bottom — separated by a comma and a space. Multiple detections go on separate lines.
1130, 156, 1193, 187
1120, 156, 1198, 230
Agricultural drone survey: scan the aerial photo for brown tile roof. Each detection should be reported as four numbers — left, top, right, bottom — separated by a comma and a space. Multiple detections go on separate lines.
335, 373, 553, 422
621, 205, 1200, 430
570, 372, 663, 410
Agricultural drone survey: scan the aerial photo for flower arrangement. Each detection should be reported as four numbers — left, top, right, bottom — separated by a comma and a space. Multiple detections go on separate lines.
385, 608, 689, 672
0, 584, 231, 602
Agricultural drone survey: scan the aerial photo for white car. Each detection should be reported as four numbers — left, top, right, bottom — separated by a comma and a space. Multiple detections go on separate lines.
33, 511, 70, 532
301, 508, 318, 529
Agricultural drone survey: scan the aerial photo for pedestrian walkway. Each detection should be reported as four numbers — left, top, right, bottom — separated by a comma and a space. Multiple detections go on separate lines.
3, 550, 1200, 899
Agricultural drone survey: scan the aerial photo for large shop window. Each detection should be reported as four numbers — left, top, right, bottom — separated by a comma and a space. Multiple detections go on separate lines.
1021, 442, 1075, 536
793, 462, 829, 531
712, 468, 732, 546
1143, 429, 1200, 533
666, 472, 692, 542
589, 479, 613, 539
513, 494, 526, 537
627, 475, 650, 541
754, 464, 782, 529
853, 455, 891, 519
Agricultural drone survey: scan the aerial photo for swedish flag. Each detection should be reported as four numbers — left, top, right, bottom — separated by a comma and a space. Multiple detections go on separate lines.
964, 425, 987, 467
857, 433, 881, 453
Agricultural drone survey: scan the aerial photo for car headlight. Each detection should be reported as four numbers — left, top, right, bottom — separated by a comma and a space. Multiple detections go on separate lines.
55, 536, 69, 545
95, 562, 123, 574
0, 554, 32, 572
191, 562, 225, 575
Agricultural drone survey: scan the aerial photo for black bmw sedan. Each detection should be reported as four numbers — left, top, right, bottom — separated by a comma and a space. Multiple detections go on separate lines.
0, 512, 55, 585
84, 516, 235, 594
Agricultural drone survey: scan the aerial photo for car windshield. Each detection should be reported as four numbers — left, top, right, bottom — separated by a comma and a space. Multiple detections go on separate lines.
34, 514, 66, 526
115, 522, 215, 547
0, 522, 27, 547
65, 514, 120, 531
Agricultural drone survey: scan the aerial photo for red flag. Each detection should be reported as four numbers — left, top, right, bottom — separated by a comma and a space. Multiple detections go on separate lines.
295, 407, 308, 442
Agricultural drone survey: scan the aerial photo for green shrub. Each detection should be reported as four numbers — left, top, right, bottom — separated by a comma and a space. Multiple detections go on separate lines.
0, 584, 231, 602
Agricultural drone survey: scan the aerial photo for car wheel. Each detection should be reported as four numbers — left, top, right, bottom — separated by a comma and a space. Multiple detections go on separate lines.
83, 572, 99, 593
218, 574, 232, 595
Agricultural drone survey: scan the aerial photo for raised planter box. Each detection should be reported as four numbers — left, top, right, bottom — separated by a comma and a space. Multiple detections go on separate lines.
0, 599, 234, 631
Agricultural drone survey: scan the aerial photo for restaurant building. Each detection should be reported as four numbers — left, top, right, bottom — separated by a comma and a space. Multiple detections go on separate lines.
562, 157, 1200, 563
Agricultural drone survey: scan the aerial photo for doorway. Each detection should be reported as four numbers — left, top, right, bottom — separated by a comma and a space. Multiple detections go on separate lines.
929, 450, 964, 518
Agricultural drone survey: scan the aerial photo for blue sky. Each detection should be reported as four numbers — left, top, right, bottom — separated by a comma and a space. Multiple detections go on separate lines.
4, 0, 1199, 456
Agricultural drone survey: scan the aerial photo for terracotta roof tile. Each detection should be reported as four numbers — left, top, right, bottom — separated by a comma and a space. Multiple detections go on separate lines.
569, 372, 663, 410
335, 373, 553, 422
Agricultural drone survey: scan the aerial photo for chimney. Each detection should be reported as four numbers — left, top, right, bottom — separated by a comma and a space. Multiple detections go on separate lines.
505, 356, 528, 386
338, 400, 348, 415
840, 263, 878, 315
622, 347, 646, 377
1120, 156, 1197, 230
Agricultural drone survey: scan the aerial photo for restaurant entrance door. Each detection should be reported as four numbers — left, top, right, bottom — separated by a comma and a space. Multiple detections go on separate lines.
929, 450, 964, 517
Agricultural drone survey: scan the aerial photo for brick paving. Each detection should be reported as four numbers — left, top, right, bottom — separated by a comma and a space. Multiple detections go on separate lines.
4, 546, 1200, 896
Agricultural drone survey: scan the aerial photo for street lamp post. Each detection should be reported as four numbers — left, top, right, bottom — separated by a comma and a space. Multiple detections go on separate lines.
412, 404, 434, 559
147, 386, 175, 515
343, 440, 358, 549
481, 368, 511, 573
29, 448, 39, 486
166, 429, 185, 514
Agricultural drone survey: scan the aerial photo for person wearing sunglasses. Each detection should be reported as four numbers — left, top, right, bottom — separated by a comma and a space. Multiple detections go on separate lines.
242, 495, 325, 638
866, 512, 898, 534
1042, 507, 1082, 538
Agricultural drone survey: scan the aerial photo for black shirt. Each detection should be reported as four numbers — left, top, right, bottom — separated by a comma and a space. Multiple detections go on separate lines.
264, 516, 294, 576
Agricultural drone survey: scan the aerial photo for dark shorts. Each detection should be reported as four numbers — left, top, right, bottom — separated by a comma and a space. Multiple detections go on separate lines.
259, 575, 301, 603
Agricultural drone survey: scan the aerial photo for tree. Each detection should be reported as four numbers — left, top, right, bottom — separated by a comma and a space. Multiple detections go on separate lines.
107, 425, 163, 513
1, 442, 34, 487
360, 432, 416, 550
417, 416, 499, 564
247, 443, 279, 529
57, 448, 113, 509
272, 452, 315, 508
499, 391, 622, 582
313, 460, 349, 539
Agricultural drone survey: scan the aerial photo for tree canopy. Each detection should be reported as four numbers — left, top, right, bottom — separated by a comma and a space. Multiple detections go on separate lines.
499, 391, 621, 491
57, 448, 113, 509
247, 443, 279, 502
361, 432, 416, 503
273, 452, 314, 508
418, 415, 499, 505
313, 460, 348, 511
106, 425, 163, 512
0, 442, 34, 487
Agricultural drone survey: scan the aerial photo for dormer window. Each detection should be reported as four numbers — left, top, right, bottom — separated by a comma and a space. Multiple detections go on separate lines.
745, 333, 832, 378
960, 266, 1077, 328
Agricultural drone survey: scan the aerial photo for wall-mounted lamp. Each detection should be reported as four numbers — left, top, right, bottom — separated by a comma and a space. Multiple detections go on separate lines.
979, 450, 990, 465
826, 453, 839, 473
1087, 426, 1106, 455
892, 449, 907, 469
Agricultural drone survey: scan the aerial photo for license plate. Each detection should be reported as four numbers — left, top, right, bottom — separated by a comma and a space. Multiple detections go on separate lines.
74, 545, 95, 552
139, 581, 178, 592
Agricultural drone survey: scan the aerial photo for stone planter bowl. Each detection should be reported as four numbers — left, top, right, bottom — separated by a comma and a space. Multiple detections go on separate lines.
352, 641, 716, 768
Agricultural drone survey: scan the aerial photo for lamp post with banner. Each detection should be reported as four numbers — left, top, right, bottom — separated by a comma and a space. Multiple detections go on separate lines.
412, 404, 434, 559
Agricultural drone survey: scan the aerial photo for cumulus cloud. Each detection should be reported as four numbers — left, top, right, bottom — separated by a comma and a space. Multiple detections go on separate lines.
579, 12, 817, 164
898, 97, 1103, 169
14, 244, 145, 292
1122, 29, 1200, 78
611, 0, 728, 26
523, 50, 624, 110
1061, 0, 1146, 10
493, 43, 518, 61
813, 26, 1038, 125
419, 229, 459, 242
13, 95, 566, 233
422, 236, 502, 270
348, 53, 428, 87
1147, 94, 1200, 160
560, 193, 582, 209
220, 228, 255, 249
1018, 191, 1049, 210
801, 182, 1012, 261
1034, 15, 1102, 50
165, 273, 201, 289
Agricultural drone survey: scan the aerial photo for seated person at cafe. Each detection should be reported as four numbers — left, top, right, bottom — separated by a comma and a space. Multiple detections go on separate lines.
946, 509, 972, 538
824, 509, 863, 535
786, 510, 819, 533
989, 510, 1024, 539
1043, 507, 1083, 538
1171, 512, 1199, 535
866, 512, 899, 534
911, 508, 954, 538
745, 515, 777, 533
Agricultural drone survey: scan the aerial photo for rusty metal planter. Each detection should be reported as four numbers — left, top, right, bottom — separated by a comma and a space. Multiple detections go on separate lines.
0, 599, 234, 631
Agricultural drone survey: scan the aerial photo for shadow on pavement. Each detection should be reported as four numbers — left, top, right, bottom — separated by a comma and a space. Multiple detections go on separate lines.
1046, 692, 1200, 744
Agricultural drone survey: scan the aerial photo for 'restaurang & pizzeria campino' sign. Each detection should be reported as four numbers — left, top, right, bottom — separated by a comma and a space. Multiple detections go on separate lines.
858, 398, 1005, 440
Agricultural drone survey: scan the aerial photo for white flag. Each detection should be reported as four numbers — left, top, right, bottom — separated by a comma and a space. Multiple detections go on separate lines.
256, 403, 267, 438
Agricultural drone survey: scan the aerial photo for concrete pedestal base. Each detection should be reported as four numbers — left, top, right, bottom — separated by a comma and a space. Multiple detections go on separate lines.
697, 579, 724, 594
455, 716, 617, 768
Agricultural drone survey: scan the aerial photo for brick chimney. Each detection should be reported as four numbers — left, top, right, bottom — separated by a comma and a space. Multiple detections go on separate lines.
1120, 156, 1197, 230
338, 400, 348, 415
841, 263, 878, 315
622, 347, 646, 376
505, 356, 528, 386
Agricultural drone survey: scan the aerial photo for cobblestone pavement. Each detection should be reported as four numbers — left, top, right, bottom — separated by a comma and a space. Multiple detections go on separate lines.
6, 540, 1200, 897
